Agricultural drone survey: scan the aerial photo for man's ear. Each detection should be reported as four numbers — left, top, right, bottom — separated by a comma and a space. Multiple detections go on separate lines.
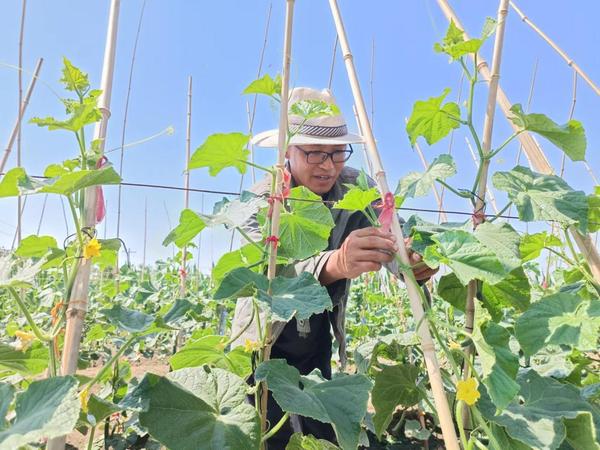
285, 146, 291, 159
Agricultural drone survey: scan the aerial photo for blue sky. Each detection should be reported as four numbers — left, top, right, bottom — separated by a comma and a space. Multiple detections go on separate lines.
1, 1, 599, 271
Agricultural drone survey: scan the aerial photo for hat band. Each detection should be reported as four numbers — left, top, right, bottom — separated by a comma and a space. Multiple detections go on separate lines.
288, 122, 348, 138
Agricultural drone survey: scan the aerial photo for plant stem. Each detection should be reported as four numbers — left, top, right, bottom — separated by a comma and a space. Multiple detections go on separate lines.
225, 305, 255, 347
261, 412, 289, 442
241, 160, 274, 175
436, 179, 472, 199
488, 202, 511, 222
84, 335, 137, 391
455, 401, 469, 450
67, 195, 84, 249
86, 424, 96, 450
487, 131, 521, 159
236, 227, 267, 254
470, 406, 502, 450
7, 287, 50, 341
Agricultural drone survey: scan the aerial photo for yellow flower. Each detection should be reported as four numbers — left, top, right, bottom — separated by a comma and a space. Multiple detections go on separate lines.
448, 340, 462, 351
456, 377, 480, 406
83, 238, 102, 259
14, 330, 36, 351
244, 339, 261, 353
79, 388, 90, 413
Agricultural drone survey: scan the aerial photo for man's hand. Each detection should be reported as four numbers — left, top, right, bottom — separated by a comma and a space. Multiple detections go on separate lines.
320, 228, 437, 285
406, 237, 438, 281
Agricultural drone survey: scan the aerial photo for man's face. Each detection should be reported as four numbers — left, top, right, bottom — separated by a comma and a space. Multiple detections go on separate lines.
286, 144, 348, 195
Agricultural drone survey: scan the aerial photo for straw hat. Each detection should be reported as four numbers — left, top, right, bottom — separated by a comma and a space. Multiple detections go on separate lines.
251, 87, 364, 148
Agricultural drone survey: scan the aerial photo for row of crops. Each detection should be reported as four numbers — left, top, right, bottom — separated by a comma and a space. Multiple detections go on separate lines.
1, 2, 599, 450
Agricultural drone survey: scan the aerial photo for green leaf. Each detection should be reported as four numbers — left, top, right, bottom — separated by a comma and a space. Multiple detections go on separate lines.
162, 209, 206, 248
588, 191, 600, 233
433, 19, 494, 60
60, 57, 90, 93
0, 384, 15, 431
138, 367, 260, 450
509, 104, 586, 161
14, 166, 121, 197
255, 359, 372, 450
162, 299, 194, 324
481, 266, 531, 321
404, 419, 432, 441
286, 433, 341, 449
277, 186, 335, 260
211, 243, 264, 288
515, 292, 600, 357
14, 235, 58, 258
0, 376, 80, 449
0, 255, 46, 289
0, 342, 48, 376
100, 305, 155, 334
215, 269, 332, 323
0, 168, 26, 198
84, 395, 121, 425
333, 186, 380, 212
200, 193, 267, 229
406, 88, 461, 146
290, 100, 340, 120
189, 133, 250, 176
31, 91, 101, 132
396, 154, 456, 198
479, 370, 599, 450
169, 335, 251, 378
423, 230, 506, 285
520, 231, 562, 262
472, 321, 519, 410
371, 364, 422, 438
493, 166, 589, 232
474, 222, 522, 274
436, 272, 467, 310
353, 333, 418, 374
243, 73, 281, 97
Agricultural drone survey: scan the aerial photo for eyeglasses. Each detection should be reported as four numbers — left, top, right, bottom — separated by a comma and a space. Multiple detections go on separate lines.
295, 145, 354, 165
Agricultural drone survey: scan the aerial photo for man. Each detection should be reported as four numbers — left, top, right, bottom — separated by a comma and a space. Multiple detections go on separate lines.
232, 87, 436, 448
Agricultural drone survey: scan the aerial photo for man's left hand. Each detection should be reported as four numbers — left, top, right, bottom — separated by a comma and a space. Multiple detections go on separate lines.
405, 237, 438, 281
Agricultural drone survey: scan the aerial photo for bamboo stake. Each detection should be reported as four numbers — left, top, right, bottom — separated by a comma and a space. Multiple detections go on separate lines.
436, 0, 600, 284
141, 197, 147, 280
16, 0, 27, 246
509, 1, 600, 97
0, 58, 43, 174
259, 0, 295, 440
328, 1, 459, 448
48, 4, 120, 449
461, 0, 510, 432
403, 117, 449, 222
180, 76, 192, 297
465, 137, 499, 214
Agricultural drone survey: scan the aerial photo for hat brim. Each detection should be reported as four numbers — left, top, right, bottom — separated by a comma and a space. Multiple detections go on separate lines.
251, 129, 365, 148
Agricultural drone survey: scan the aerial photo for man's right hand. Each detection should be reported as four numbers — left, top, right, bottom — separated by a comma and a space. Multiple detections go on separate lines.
320, 227, 398, 285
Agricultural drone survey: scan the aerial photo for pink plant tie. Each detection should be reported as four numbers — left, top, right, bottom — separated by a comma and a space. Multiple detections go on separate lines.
377, 192, 395, 232
95, 156, 108, 223
265, 235, 279, 248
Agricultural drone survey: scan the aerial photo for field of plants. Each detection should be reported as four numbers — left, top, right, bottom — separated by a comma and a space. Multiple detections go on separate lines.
1, 1, 599, 449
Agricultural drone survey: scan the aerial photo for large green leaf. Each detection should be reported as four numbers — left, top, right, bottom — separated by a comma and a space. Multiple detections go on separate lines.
30, 91, 101, 133
189, 133, 250, 176
0, 384, 15, 431
333, 186, 380, 212
277, 187, 335, 260
473, 222, 521, 274
423, 230, 506, 285
509, 104, 586, 162
162, 209, 206, 248
0, 376, 80, 449
255, 359, 372, 450
371, 364, 422, 438
60, 57, 90, 93
286, 433, 340, 450
515, 292, 600, 357
0, 255, 46, 289
493, 166, 588, 232
433, 18, 496, 60
99, 305, 155, 334
472, 321, 519, 410
290, 100, 340, 121
169, 335, 251, 378
211, 243, 264, 288
436, 272, 467, 310
138, 367, 260, 450
520, 231, 562, 262
396, 154, 456, 198
481, 266, 531, 320
14, 235, 58, 258
406, 88, 461, 146
243, 73, 281, 97
0, 342, 47, 376
214, 269, 332, 323
479, 370, 599, 450
353, 332, 419, 374
200, 193, 267, 229
0, 168, 26, 197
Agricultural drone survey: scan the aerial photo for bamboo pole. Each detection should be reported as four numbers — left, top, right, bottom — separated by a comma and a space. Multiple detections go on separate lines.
48, 4, 120, 449
461, 0, 510, 432
435, 0, 600, 284
0, 57, 43, 173
16, 0, 27, 246
260, 0, 295, 440
509, 1, 600, 97
141, 197, 147, 280
180, 76, 192, 297
328, 1, 459, 448
465, 137, 499, 214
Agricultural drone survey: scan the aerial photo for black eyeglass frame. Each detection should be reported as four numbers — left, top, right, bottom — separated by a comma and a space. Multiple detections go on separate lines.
294, 144, 354, 165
